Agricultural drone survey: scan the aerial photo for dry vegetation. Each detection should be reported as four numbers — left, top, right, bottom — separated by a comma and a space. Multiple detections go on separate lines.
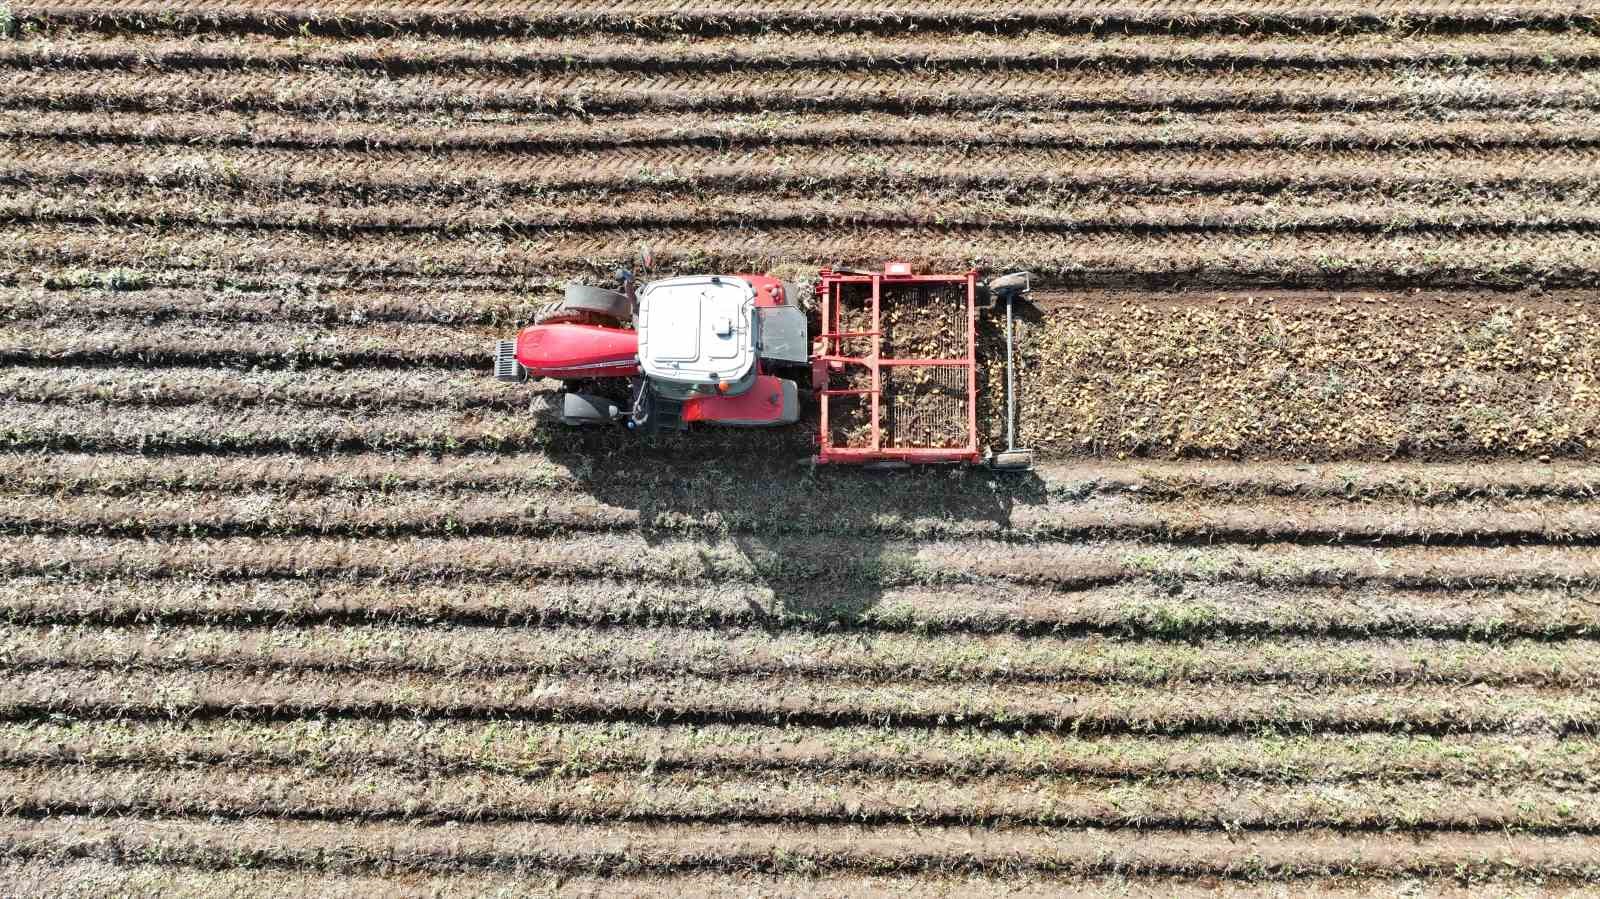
3, 1, 1600, 895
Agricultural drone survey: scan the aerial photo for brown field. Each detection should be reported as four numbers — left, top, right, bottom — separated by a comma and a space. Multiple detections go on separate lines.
4, 1, 1600, 895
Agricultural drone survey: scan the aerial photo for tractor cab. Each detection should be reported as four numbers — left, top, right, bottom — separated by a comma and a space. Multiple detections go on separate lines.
637, 275, 760, 401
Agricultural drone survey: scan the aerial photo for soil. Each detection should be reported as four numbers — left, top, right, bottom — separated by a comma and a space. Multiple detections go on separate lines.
4, 6, 1599, 894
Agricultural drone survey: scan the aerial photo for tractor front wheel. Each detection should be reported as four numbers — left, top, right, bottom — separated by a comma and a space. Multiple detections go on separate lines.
562, 284, 631, 323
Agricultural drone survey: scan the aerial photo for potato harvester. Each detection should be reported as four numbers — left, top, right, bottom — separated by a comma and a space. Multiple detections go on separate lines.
495, 263, 1033, 469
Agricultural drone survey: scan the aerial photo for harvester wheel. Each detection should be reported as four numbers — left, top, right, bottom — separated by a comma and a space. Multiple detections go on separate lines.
987, 271, 1031, 294
989, 450, 1035, 471
861, 460, 911, 472
562, 284, 631, 323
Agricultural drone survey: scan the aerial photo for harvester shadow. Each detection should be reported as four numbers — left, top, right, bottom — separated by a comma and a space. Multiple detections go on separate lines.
568, 455, 1047, 626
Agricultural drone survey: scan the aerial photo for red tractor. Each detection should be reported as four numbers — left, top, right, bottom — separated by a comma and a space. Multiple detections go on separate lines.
496, 264, 1033, 469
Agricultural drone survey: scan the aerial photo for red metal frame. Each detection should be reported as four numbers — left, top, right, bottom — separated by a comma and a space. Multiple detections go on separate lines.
813, 264, 981, 465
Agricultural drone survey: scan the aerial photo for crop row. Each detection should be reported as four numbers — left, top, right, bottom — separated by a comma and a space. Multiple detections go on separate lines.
6, 222, 1600, 288
8, 451, 1599, 502
8, 486, 1600, 545
9, 68, 1598, 116
0, 319, 492, 370
10, 533, 1600, 590
7, 622, 1598, 686
0, 366, 512, 411
17, 0, 1593, 38
4, 762, 1598, 829
8, 815, 1600, 886
8, 718, 1597, 784
29, 862, 1480, 899
7, 107, 1594, 152
12, 30, 1600, 75
0, 284, 542, 326
11, 140, 1596, 199
12, 141, 1600, 204
6, 666, 1595, 734
4, 575, 1596, 639
14, 188, 1599, 237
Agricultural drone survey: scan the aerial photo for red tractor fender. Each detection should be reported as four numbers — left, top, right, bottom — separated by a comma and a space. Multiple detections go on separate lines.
683, 375, 799, 426
515, 323, 641, 380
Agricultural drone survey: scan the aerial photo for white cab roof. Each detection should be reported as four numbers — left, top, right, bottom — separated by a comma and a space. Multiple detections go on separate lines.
637, 275, 757, 384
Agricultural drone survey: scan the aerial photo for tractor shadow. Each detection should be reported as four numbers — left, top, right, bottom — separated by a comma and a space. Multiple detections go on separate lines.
565, 452, 1048, 624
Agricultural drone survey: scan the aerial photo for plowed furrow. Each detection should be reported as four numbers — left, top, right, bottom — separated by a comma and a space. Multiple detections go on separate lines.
8, 452, 1600, 503
0, 320, 492, 370
11, 188, 1599, 235
0, 402, 561, 454
4, 577, 1596, 640
4, 668, 1590, 734
9, 108, 1597, 152
9, 533, 1600, 591
8, 68, 1596, 115
6, 223, 1600, 289
9, 488, 1600, 546
17, 1, 1592, 38
9, 719, 1595, 783
6, 624, 1594, 686
10, 140, 1594, 202
5, 817, 1598, 883
31, 865, 1559, 899
9, 32, 1600, 74
4, 763, 1598, 830
0, 286, 540, 327
0, 367, 512, 411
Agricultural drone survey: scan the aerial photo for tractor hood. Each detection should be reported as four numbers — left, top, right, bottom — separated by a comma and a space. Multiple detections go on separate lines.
636, 275, 757, 387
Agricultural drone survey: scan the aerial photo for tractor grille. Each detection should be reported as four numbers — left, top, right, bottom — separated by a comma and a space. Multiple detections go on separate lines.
494, 339, 526, 383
